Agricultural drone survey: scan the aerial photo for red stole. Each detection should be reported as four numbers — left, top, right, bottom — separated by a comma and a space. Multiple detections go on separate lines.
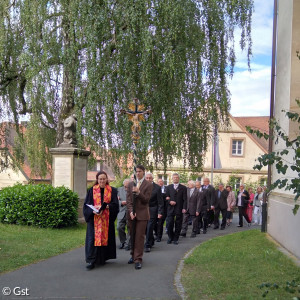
93, 184, 112, 246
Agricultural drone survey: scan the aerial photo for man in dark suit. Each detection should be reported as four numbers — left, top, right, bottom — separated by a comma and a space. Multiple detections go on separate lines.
156, 178, 168, 242
202, 178, 216, 229
180, 180, 200, 238
212, 183, 228, 230
236, 183, 251, 227
117, 179, 131, 249
166, 173, 187, 245
195, 181, 203, 233
127, 165, 153, 270
197, 184, 208, 234
144, 173, 164, 252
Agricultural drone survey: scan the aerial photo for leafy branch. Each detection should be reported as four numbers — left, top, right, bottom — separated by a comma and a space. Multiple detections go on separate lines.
246, 99, 300, 215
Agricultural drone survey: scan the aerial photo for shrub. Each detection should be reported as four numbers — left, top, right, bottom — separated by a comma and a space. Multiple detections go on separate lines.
0, 184, 78, 228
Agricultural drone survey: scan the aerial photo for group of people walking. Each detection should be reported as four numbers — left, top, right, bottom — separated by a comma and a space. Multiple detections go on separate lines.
83, 167, 265, 271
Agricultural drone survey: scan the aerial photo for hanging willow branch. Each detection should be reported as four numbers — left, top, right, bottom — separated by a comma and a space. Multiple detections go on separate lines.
0, 0, 254, 176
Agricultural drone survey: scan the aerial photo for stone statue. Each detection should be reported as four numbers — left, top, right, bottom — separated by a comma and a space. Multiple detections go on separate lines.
61, 114, 77, 147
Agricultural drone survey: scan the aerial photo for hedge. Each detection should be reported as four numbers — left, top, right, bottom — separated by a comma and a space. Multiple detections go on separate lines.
0, 184, 78, 228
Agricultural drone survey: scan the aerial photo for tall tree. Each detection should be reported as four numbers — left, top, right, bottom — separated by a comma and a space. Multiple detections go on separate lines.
0, 0, 253, 176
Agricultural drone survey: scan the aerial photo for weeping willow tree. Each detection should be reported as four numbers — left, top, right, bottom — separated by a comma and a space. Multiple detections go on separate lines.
0, 0, 253, 176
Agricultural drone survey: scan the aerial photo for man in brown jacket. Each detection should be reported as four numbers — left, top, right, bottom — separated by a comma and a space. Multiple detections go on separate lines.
127, 165, 153, 270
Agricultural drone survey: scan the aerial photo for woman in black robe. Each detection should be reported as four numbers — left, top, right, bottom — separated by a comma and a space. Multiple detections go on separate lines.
83, 171, 119, 270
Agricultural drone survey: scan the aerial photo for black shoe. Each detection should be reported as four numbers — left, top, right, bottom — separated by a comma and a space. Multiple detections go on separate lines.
196, 230, 200, 234
213, 226, 219, 229
156, 237, 161, 242
145, 247, 151, 253
237, 225, 243, 227
203, 229, 207, 234
220, 227, 225, 230
180, 232, 186, 237
167, 239, 173, 244
173, 240, 179, 245
119, 242, 125, 249
135, 262, 142, 270
128, 257, 134, 264
125, 246, 131, 251
190, 233, 196, 238
86, 263, 95, 270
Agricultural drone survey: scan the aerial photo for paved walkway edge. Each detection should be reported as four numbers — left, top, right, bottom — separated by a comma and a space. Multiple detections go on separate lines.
174, 244, 199, 300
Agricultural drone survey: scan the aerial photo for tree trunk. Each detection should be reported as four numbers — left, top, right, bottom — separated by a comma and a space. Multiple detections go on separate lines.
55, 11, 76, 147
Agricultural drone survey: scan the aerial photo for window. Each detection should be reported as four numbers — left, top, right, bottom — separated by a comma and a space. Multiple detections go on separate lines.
96, 161, 101, 171
197, 176, 202, 182
88, 160, 103, 171
231, 177, 242, 191
232, 140, 244, 156
259, 177, 267, 187
158, 174, 168, 186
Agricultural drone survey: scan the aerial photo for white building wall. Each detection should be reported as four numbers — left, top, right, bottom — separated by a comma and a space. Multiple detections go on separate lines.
0, 153, 27, 188
268, 0, 300, 260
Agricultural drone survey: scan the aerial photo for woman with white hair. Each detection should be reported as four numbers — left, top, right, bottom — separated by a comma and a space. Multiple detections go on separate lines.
253, 186, 263, 225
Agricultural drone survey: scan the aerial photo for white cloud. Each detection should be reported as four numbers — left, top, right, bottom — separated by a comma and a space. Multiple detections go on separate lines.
234, 0, 273, 60
235, 61, 269, 71
229, 66, 271, 116
251, 0, 274, 54
229, 0, 274, 116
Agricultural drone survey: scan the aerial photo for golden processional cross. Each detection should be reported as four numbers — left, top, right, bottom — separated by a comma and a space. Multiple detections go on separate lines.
120, 98, 151, 252
120, 98, 152, 144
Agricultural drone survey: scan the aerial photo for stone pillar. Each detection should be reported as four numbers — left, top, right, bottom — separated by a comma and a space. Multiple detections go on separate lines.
50, 114, 90, 221
50, 147, 90, 220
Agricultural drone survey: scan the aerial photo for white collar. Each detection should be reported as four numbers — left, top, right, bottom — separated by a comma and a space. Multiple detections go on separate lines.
137, 177, 145, 184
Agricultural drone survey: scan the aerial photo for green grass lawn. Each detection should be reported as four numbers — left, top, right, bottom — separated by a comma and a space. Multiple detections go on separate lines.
0, 223, 87, 274
182, 230, 300, 300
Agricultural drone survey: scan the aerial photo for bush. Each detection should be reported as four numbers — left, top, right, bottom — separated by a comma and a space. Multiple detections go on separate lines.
0, 184, 78, 228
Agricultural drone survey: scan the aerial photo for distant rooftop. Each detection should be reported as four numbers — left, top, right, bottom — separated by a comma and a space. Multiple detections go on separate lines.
234, 116, 269, 152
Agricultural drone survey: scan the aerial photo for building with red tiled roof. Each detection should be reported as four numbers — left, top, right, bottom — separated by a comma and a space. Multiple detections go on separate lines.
0, 122, 52, 186
234, 116, 269, 151
150, 114, 269, 188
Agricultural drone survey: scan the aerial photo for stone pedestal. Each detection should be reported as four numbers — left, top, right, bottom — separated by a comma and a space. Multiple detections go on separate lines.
50, 147, 90, 220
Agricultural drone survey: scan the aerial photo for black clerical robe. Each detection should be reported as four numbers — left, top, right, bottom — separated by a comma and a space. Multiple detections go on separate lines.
83, 186, 119, 265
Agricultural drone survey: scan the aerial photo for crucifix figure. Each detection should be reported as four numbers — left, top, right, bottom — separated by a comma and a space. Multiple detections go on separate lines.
120, 98, 151, 268
120, 98, 152, 144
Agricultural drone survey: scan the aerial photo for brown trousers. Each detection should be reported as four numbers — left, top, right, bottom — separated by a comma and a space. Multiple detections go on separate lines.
128, 219, 148, 263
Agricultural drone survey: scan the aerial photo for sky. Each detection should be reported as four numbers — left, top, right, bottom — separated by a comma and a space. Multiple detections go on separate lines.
229, 0, 274, 117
